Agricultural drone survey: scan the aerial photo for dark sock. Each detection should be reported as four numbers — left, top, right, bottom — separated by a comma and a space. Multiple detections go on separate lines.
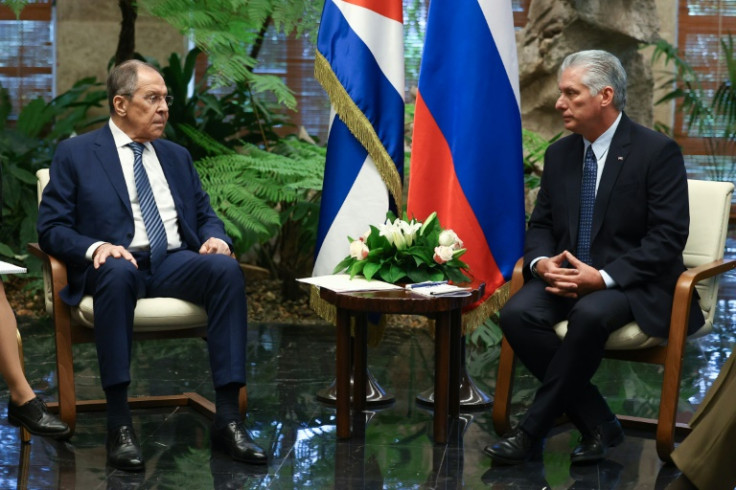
104, 383, 132, 432
214, 383, 242, 429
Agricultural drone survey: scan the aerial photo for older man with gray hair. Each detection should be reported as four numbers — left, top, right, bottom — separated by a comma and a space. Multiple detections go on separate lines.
485, 50, 703, 465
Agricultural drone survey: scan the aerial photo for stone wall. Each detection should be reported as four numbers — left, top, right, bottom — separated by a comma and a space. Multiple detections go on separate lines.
56, 1, 187, 118
518, 0, 663, 139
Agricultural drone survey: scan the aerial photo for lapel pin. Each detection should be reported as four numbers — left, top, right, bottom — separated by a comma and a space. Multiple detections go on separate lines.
617, 156, 624, 161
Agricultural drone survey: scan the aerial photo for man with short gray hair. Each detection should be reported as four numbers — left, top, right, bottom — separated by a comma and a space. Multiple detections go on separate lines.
485, 50, 703, 465
38, 60, 266, 471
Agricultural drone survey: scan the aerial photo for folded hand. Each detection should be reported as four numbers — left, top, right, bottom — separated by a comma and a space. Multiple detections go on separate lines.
541, 250, 605, 298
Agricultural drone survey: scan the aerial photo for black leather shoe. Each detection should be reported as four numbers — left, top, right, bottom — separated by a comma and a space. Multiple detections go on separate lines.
106, 425, 145, 472
483, 427, 542, 465
7, 396, 71, 440
212, 421, 268, 465
570, 418, 624, 464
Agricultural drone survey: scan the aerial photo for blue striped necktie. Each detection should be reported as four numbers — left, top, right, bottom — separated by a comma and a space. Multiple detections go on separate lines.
576, 145, 597, 265
128, 142, 167, 271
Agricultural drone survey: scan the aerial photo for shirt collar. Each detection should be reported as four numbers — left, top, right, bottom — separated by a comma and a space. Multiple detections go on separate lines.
109, 119, 152, 152
583, 111, 622, 160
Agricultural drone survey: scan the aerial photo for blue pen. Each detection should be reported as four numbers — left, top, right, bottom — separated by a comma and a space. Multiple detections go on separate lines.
409, 280, 448, 289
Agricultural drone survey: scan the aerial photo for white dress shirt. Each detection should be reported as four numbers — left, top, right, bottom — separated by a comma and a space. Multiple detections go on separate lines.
85, 120, 184, 259
531, 112, 623, 288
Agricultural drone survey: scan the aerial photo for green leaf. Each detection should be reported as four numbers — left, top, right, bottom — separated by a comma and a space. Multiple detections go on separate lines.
333, 256, 354, 274
406, 246, 433, 265
348, 260, 366, 278
419, 211, 437, 235
363, 261, 381, 280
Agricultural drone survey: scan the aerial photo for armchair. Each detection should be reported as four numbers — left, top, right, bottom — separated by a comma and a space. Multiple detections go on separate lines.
28, 169, 246, 435
492, 179, 736, 462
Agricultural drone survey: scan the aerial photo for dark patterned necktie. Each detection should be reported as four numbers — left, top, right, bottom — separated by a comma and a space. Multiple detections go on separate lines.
128, 142, 167, 271
576, 145, 597, 265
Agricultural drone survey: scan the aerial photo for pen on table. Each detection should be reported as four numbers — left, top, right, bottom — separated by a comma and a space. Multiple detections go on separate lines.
408, 280, 449, 289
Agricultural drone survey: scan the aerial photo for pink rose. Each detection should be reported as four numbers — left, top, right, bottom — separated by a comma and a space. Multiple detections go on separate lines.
439, 229, 463, 249
349, 239, 369, 260
433, 245, 454, 264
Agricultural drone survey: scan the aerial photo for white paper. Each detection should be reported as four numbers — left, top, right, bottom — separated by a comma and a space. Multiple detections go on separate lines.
0, 260, 27, 275
297, 274, 404, 292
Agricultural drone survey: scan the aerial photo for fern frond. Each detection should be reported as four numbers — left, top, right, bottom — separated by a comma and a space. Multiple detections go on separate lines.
192, 135, 324, 255
139, 0, 317, 108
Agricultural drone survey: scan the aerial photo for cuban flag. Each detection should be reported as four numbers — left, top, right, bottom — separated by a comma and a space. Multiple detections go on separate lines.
407, 0, 525, 323
312, 0, 404, 277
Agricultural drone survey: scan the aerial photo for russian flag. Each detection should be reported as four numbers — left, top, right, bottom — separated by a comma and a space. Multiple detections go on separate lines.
312, 0, 404, 277
407, 0, 525, 324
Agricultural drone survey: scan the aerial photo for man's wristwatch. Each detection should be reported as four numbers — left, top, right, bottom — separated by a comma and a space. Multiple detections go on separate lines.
530, 261, 539, 278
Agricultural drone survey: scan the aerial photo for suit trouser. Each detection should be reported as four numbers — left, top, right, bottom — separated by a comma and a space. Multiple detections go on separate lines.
83, 249, 248, 390
500, 279, 633, 438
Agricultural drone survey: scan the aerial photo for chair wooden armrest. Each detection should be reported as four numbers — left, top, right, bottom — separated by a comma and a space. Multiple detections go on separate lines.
16, 328, 31, 443
27, 242, 78, 430
656, 258, 736, 459
492, 257, 523, 436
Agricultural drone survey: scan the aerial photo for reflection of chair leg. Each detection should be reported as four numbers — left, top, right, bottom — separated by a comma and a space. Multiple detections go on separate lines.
17, 441, 31, 489
416, 338, 493, 410
335, 411, 382, 487
16, 328, 31, 443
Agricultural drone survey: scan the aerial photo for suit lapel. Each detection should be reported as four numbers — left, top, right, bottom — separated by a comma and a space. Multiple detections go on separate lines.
93, 126, 133, 218
591, 114, 631, 241
151, 140, 184, 212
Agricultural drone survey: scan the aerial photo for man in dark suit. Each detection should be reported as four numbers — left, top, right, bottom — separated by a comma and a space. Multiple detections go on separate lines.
484, 50, 703, 465
37, 60, 266, 471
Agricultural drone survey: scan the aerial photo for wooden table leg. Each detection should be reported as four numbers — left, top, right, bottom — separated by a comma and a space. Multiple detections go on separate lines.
336, 307, 351, 439
434, 311, 451, 443
449, 308, 461, 418
353, 314, 368, 412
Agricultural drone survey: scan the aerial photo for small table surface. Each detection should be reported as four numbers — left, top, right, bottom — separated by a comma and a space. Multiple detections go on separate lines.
319, 285, 483, 314
320, 282, 484, 443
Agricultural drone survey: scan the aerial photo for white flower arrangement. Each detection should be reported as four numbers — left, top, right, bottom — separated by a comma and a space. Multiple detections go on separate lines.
333, 211, 470, 284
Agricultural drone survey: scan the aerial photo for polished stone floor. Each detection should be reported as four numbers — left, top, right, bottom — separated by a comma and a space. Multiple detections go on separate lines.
2, 245, 736, 489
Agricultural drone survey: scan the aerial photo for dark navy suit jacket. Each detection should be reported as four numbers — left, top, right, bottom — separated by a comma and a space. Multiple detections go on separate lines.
523, 113, 704, 337
37, 124, 231, 306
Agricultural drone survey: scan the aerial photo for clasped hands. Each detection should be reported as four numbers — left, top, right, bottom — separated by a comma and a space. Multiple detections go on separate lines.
93, 237, 230, 269
535, 250, 605, 298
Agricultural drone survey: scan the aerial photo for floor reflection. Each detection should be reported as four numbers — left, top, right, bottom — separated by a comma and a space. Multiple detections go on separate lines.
2, 235, 735, 488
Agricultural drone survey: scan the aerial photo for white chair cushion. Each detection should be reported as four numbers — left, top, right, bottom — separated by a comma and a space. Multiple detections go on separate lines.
552, 310, 712, 350
72, 296, 208, 332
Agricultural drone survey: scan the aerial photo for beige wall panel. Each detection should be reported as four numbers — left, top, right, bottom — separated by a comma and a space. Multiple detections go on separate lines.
56, 1, 187, 104
649, 0, 678, 130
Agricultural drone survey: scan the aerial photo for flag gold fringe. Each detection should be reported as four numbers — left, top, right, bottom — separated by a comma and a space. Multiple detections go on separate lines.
309, 285, 387, 347
314, 50, 403, 211
461, 282, 511, 335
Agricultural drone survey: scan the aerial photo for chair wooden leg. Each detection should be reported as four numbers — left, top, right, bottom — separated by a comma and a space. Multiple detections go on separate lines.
656, 345, 686, 462
238, 385, 248, 416
16, 328, 31, 443
492, 336, 516, 436
53, 304, 77, 435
